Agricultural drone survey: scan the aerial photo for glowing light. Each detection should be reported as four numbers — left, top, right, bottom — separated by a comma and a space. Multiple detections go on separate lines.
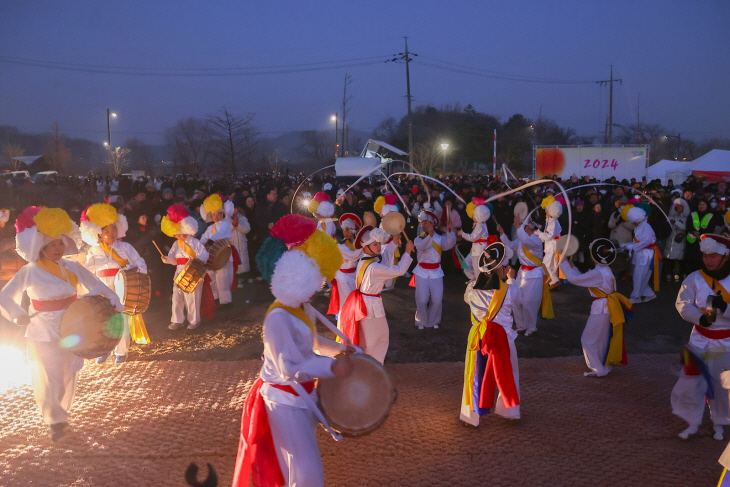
111, 112, 118, 118
0, 345, 31, 392
60, 334, 82, 349
301, 199, 311, 208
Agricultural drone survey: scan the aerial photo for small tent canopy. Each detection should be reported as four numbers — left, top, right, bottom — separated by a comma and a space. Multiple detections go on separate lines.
678, 149, 730, 183
360, 139, 408, 159
645, 159, 691, 184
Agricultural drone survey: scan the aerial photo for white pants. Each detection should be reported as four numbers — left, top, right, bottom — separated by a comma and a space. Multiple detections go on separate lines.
27, 340, 82, 425
415, 275, 443, 328
631, 262, 655, 299
359, 316, 389, 364
543, 248, 558, 282
671, 346, 730, 427
208, 261, 233, 304
113, 313, 131, 356
581, 314, 613, 377
335, 272, 356, 312
514, 276, 542, 333
264, 399, 325, 487
459, 338, 520, 426
171, 281, 203, 325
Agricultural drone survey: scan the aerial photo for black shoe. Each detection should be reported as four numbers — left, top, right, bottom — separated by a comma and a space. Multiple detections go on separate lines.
50, 422, 68, 442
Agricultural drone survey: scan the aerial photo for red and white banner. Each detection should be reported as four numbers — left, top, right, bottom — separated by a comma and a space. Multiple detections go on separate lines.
534, 146, 648, 181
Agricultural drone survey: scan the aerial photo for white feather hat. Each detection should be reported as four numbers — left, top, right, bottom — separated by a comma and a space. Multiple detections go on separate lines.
270, 250, 325, 307
473, 204, 491, 223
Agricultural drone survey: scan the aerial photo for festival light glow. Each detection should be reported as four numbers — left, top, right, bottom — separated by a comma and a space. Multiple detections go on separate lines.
0, 345, 31, 393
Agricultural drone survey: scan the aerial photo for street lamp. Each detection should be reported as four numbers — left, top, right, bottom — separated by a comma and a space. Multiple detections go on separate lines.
664, 134, 681, 160
107, 109, 117, 173
331, 114, 338, 158
440, 143, 450, 175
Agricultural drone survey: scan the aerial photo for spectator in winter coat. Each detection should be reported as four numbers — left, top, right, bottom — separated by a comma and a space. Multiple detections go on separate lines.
664, 198, 689, 282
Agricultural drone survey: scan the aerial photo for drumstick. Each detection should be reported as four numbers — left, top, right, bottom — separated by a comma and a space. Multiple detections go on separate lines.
401, 230, 411, 243
152, 240, 165, 257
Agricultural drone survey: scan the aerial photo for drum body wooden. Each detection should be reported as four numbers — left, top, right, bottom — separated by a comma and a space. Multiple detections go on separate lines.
114, 268, 151, 315
363, 211, 378, 228
60, 295, 120, 359
317, 353, 397, 437
174, 258, 207, 293
205, 240, 231, 270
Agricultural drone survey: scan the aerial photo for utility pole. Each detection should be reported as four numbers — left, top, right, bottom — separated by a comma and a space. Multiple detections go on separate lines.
387, 38, 417, 162
597, 65, 622, 145
341, 73, 352, 157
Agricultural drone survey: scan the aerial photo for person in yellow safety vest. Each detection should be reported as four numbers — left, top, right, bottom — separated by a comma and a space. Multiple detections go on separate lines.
685, 201, 719, 274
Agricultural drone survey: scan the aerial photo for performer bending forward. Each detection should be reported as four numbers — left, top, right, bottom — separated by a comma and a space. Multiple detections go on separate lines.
461, 242, 520, 426
233, 214, 350, 487
0, 207, 123, 441
559, 238, 633, 377
340, 226, 414, 363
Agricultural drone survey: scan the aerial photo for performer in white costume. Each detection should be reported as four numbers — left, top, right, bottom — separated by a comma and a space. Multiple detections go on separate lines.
200, 194, 234, 305
340, 225, 414, 363
327, 213, 363, 319
80, 203, 148, 364
0, 207, 123, 441
412, 210, 456, 329
534, 195, 563, 283
308, 191, 336, 237
560, 238, 634, 377
620, 203, 660, 303
459, 198, 492, 278
460, 241, 520, 426
160, 204, 210, 330
375, 193, 400, 291
671, 234, 730, 441
498, 215, 553, 336
232, 214, 352, 487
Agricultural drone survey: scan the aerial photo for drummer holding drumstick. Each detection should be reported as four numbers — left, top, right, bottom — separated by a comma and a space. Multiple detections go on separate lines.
0, 207, 123, 441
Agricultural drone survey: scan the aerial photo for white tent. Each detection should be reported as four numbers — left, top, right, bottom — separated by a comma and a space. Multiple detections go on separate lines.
645, 159, 690, 184
678, 149, 730, 182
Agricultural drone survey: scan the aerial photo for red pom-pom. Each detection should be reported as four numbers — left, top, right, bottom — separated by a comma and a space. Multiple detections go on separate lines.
472, 197, 486, 206
411, 186, 419, 194
167, 204, 189, 223
313, 191, 330, 203
555, 195, 567, 206
270, 214, 317, 246
487, 235, 498, 245
79, 205, 91, 223
15, 206, 43, 234
384, 193, 398, 205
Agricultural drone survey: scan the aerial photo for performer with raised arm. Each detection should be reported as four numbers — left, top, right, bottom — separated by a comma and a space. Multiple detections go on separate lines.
233, 214, 351, 487
497, 215, 554, 336
80, 203, 148, 364
0, 207, 123, 441
461, 241, 520, 426
308, 191, 336, 237
458, 198, 492, 278
620, 202, 660, 303
339, 225, 414, 363
200, 194, 234, 306
327, 213, 363, 319
671, 234, 730, 441
559, 238, 633, 377
534, 195, 563, 283
160, 204, 210, 330
411, 210, 456, 330
374, 193, 400, 291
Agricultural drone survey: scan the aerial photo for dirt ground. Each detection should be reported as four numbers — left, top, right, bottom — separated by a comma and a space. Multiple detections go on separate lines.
0, 355, 724, 486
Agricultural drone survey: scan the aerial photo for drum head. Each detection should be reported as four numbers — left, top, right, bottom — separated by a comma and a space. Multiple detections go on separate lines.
318, 354, 396, 437
382, 212, 406, 236
556, 235, 579, 257
363, 211, 378, 228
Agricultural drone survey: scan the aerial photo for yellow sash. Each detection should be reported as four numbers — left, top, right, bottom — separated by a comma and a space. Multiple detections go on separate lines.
267, 301, 315, 335
700, 270, 730, 305
419, 233, 442, 256
522, 246, 555, 319
37, 257, 78, 289
99, 242, 129, 268
589, 278, 632, 366
464, 279, 508, 409
212, 224, 218, 235
635, 237, 661, 292
320, 221, 326, 232
356, 257, 377, 288
343, 240, 356, 251
179, 239, 197, 259
129, 314, 150, 345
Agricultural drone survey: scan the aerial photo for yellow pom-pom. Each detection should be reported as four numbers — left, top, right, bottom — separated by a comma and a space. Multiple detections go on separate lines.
34, 208, 73, 239
466, 202, 476, 219
161, 216, 182, 237
86, 203, 119, 229
203, 194, 223, 214
620, 204, 634, 222
373, 196, 386, 216
294, 229, 342, 281
725, 210, 730, 225
307, 199, 319, 214
541, 195, 555, 210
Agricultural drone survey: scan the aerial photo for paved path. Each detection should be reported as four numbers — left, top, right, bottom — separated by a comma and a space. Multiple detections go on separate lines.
0, 355, 724, 486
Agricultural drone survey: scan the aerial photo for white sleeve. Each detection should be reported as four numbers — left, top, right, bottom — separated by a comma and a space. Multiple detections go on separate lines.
313, 335, 347, 357
0, 266, 30, 322
369, 253, 413, 280
559, 264, 604, 288
339, 245, 364, 261
675, 274, 702, 325
237, 216, 251, 235
69, 261, 124, 310
415, 234, 433, 251
500, 233, 519, 253
440, 232, 457, 251
461, 223, 486, 242
122, 243, 147, 273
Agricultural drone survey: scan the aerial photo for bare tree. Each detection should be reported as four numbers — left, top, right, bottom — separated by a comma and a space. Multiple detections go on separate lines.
411, 143, 440, 176
2, 144, 25, 170
372, 116, 397, 141
299, 130, 332, 165
45, 122, 72, 173
165, 117, 212, 174
124, 137, 155, 175
266, 149, 283, 175
110, 147, 131, 176
208, 108, 258, 175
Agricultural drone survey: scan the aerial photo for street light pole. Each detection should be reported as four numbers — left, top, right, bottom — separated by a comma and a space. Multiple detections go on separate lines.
440, 143, 449, 175
106, 109, 117, 175
331, 114, 338, 158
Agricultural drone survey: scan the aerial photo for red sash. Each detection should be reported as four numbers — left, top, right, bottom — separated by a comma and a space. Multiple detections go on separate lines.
232, 377, 285, 487
327, 268, 357, 315
97, 268, 120, 278
176, 258, 190, 266
409, 262, 441, 287
694, 325, 730, 340
474, 238, 489, 243
201, 274, 217, 319
31, 295, 78, 312
479, 321, 520, 409
521, 265, 537, 271
339, 290, 368, 347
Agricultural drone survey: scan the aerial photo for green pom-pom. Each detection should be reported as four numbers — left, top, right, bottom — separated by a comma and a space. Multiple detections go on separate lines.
635, 202, 652, 215
256, 237, 288, 283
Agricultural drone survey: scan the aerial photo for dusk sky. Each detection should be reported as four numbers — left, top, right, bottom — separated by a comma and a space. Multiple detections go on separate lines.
1, 1, 728, 147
